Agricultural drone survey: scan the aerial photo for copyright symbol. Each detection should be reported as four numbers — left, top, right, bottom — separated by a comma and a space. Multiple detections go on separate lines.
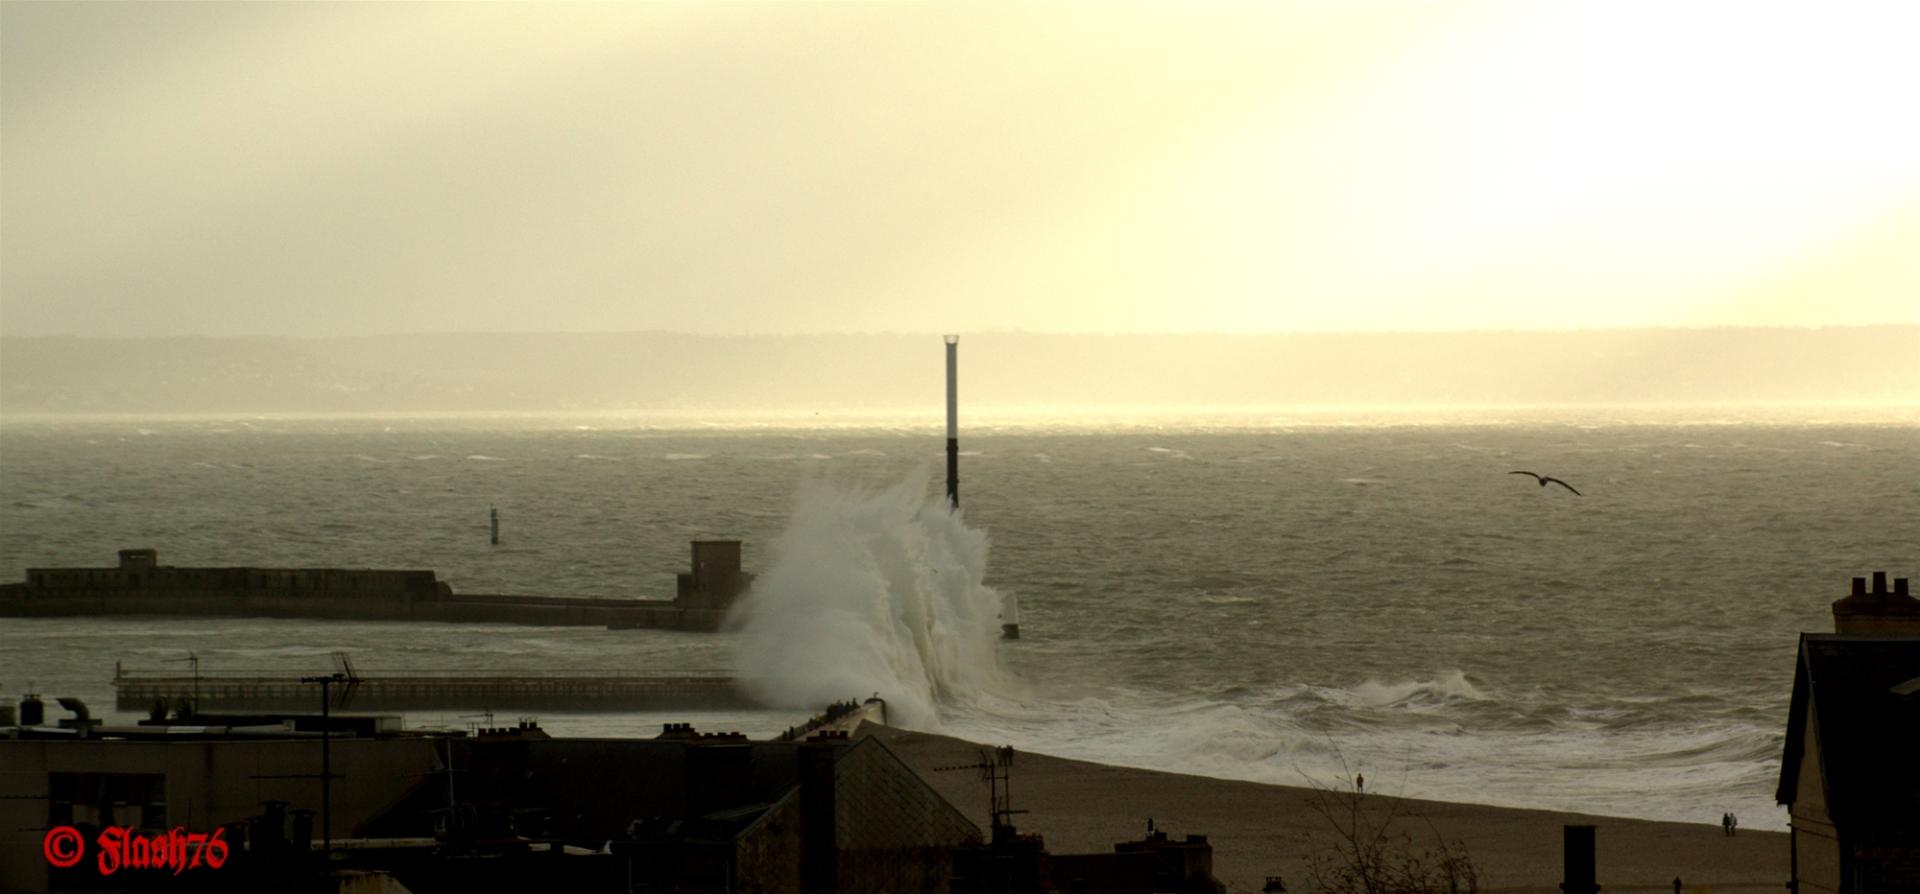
43, 825, 84, 868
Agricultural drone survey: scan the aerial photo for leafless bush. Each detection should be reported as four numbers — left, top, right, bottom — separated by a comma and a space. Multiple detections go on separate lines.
1297, 765, 1480, 894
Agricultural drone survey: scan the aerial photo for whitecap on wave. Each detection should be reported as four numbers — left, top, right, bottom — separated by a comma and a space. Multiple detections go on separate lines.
1348, 670, 1489, 707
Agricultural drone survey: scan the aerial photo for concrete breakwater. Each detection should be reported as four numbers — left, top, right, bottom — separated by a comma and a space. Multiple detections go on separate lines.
1, 587, 730, 629
0, 542, 752, 630
114, 671, 755, 713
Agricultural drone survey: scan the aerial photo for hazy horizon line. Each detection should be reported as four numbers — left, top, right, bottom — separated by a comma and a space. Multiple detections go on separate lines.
5, 399, 1915, 427
5, 322, 1917, 341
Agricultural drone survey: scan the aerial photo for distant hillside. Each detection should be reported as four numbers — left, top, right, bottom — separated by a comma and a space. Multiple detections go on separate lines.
1, 327, 1914, 415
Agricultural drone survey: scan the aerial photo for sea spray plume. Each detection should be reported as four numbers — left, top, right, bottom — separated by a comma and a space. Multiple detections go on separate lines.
729, 469, 1010, 728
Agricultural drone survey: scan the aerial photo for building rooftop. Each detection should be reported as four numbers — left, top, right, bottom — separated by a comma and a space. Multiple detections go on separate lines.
1775, 634, 1920, 831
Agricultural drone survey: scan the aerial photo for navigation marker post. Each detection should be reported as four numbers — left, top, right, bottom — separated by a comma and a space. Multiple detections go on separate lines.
945, 335, 959, 511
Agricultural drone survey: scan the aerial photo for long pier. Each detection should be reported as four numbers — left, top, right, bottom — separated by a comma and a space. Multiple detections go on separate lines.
115, 672, 757, 713
4, 589, 732, 629
2, 542, 752, 631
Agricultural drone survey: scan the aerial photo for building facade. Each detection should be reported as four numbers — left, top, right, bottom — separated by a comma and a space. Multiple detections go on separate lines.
1776, 573, 1920, 894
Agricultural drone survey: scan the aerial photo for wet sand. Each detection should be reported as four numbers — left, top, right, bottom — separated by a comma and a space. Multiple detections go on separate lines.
860, 724, 1785, 893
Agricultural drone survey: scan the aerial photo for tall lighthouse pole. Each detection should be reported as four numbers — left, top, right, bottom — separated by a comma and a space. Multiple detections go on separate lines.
945, 334, 959, 510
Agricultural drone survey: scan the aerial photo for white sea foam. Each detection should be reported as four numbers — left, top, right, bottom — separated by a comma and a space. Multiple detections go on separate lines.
941, 695, 1331, 796
1349, 670, 1489, 707
729, 469, 1010, 728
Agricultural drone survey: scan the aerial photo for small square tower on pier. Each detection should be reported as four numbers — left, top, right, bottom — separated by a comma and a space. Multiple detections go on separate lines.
675, 540, 753, 609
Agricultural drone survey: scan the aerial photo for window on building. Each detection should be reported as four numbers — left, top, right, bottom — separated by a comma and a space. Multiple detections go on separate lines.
48, 772, 167, 830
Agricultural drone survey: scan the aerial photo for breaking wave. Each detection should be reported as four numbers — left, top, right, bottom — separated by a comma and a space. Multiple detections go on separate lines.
1349, 670, 1489, 707
729, 469, 1011, 727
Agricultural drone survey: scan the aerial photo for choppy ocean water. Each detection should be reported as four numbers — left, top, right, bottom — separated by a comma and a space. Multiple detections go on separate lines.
3, 409, 1917, 831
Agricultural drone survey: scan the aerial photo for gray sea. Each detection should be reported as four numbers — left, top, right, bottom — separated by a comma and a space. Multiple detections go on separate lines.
3, 408, 1917, 832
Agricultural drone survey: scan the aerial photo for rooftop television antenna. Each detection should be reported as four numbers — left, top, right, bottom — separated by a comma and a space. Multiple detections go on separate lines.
935, 745, 1024, 834
299, 651, 363, 857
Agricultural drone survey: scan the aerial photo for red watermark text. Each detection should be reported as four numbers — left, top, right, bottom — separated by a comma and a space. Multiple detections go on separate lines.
42, 825, 229, 876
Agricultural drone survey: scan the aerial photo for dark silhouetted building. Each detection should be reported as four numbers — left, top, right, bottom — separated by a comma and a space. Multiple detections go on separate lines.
952, 821, 1225, 894
1, 716, 978, 893
1776, 573, 1920, 894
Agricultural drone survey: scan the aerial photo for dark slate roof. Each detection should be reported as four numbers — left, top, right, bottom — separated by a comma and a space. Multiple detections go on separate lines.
1776, 635, 1920, 832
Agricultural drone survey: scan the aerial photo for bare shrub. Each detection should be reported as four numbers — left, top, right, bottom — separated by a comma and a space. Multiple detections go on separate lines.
1298, 768, 1480, 894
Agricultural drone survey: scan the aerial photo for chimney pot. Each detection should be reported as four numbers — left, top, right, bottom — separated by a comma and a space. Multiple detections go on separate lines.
1854, 577, 1868, 596
1898, 578, 1911, 598
1873, 571, 1889, 594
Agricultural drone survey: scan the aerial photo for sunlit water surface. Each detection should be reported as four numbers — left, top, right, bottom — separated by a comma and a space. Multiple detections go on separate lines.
4, 410, 1916, 831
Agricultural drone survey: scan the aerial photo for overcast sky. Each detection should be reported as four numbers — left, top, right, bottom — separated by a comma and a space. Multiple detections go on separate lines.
3, 2, 1917, 338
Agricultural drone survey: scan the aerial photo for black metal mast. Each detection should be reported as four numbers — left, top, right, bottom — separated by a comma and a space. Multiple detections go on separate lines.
945, 335, 958, 510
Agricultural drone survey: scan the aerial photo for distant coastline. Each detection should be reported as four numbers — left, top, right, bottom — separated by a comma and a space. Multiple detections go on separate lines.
1, 401, 1916, 432
3, 326, 1915, 416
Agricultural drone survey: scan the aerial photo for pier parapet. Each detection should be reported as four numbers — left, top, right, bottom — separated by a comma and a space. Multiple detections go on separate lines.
17, 549, 445, 598
113, 671, 754, 713
2, 541, 754, 631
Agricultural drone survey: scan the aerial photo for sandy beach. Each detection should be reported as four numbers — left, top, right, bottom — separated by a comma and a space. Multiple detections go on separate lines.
863, 724, 1785, 894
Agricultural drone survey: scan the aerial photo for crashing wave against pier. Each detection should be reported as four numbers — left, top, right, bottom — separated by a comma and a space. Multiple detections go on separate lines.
729, 469, 1012, 728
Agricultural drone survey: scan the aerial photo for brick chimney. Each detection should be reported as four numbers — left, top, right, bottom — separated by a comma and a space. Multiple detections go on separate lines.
1831, 571, 1920, 635
798, 734, 849, 894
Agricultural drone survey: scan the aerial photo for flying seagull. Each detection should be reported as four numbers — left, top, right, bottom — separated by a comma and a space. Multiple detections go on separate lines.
1510, 470, 1581, 496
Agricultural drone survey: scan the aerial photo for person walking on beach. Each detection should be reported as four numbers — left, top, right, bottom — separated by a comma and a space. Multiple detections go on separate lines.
1355, 773, 1365, 794
1721, 812, 1732, 836
1729, 813, 1738, 836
